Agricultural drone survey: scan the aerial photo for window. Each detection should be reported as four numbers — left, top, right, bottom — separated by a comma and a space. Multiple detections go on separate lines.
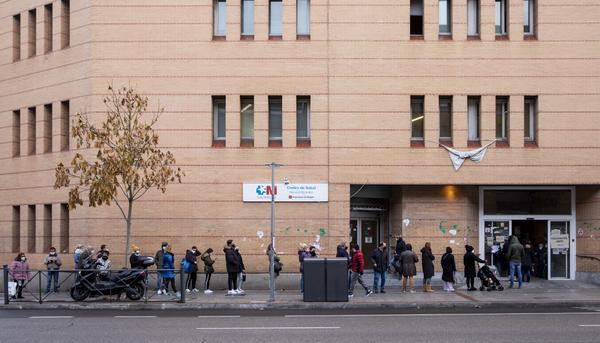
61, 101, 69, 151
297, 0, 310, 36
13, 110, 20, 157
270, 0, 283, 36
240, 96, 254, 140
27, 205, 36, 253
496, 97, 509, 141
467, 0, 479, 36
241, 0, 254, 36
297, 96, 310, 139
61, 0, 70, 48
44, 104, 52, 153
28, 9, 36, 57
411, 96, 424, 141
44, 4, 53, 53
439, 96, 452, 140
495, 0, 507, 35
410, 0, 424, 36
12, 206, 20, 253
214, 0, 227, 37
439, 0, 451, 35
13, 14, 21, 62
269, 96, 283, 140
467, 97, 481, 142
28, 107, 36, 155
43, 204, 52, 252
213, 96, 226, 141
60, 203, 69, 253
524, 96, 537, 142
524, 0, 535, 36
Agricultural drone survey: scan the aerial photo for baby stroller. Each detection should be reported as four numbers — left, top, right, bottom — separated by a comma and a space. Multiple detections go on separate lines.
477, 264, 504, 291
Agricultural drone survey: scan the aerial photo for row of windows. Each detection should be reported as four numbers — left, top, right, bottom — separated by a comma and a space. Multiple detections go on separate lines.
212, 95, 311, 146
213, 0, 310, 39
11, 101, 70, 157
413, 0, 536, 38
11, 0, 70, 62
410, 95, 538, 146
11, 204, 70, 254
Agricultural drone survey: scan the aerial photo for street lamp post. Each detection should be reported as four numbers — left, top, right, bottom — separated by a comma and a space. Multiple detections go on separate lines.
266, 162, 283, 302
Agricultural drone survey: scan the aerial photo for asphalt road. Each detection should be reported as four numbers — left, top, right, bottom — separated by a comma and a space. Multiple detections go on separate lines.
1, 307, 599, 343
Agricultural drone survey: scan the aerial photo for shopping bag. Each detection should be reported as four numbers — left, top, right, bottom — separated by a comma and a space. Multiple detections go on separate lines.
8, 281, 17, 296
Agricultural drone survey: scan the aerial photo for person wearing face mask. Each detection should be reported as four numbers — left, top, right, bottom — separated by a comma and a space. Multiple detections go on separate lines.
234, 245, 246, 295
201, 248, 216, 294
161, 245, 179, 297
185, 246, 200, 293
44, 247, 62, 293
130, 244, 143, 269
9, 253, 30, 299
155, 242, 169, 294
73, 244, 84, 269
95, 251, 112, 280
534, 242, 547, 279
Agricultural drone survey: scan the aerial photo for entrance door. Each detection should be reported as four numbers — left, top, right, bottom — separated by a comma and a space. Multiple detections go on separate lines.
483, 221, 510, 276
349, 219, 379, 269
548, 221, 570, 279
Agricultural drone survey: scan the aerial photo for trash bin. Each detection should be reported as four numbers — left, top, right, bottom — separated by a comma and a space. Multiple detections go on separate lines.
303, 258, 348, 302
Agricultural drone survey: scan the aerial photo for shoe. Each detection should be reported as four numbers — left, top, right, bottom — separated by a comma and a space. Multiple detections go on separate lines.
175, 291, 181, 298
17, 295, 24, 299
186, 289, 191, 293
226, 290, 234, 296
204, 289, 213, 294
366, 289, 373, 297
380, 289, 386, 294
409, 289, 416, 293
192, 288, 199, 293
373, 289, 379, 294
402, 289, 407, 293
157, 290, 163, 295
236, 289, 245, 295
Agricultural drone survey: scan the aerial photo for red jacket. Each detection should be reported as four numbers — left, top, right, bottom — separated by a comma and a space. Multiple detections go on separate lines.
350, 250, 365, 273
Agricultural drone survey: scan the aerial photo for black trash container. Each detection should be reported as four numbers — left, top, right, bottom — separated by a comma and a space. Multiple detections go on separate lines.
303, 258, 348, 302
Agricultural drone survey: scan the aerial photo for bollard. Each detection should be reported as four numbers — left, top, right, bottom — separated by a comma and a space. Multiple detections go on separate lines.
179, 265, 185, 303
144, 270, 149, 303
3, 265, 9, 305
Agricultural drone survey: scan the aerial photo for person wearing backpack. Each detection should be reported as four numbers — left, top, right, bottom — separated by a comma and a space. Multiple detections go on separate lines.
201, 248, 216, 294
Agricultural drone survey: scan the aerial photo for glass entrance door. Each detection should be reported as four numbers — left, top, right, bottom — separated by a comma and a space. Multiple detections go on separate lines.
484, 221, 510, 276
548, 221, 570, 279
349, 218, 379, 269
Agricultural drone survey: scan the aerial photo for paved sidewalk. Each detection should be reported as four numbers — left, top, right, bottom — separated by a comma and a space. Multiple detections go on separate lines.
3, 278, 600, 311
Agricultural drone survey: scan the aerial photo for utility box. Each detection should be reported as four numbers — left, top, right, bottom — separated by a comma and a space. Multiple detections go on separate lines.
303, 258, 348, 302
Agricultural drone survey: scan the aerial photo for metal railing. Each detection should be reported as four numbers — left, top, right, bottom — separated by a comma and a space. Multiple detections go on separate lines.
3, 264, 187, 305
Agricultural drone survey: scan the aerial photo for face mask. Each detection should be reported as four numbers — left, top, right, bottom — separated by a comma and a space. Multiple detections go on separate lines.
135, 251, 140, 255
102, 256, 108, 260
538, 245, 544, 249
192, 250, 197, 254
50, 252, 56, 256
20, 257, 26, 262
162, 247, 166, 251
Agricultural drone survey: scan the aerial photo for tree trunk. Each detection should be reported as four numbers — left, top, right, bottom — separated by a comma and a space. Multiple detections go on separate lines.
124, 199, 133, 267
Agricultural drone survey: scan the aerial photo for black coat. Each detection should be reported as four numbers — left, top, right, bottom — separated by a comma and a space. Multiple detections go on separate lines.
224, 247, 238, 273
185, 250, 198, 273
235, 250, 245, 272
441, 253, 456, 282
371, 248, 388, 273
395, 239, 406, 256
463, 251, 486, 278
420, 247, 435, 279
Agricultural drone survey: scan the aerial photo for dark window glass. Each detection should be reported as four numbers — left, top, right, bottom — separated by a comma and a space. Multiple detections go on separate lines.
483, 190, 572, 215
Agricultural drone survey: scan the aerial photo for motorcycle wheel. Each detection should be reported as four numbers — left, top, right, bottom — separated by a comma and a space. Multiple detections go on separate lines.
125, 283, 145, 301
70, 285, 90, 301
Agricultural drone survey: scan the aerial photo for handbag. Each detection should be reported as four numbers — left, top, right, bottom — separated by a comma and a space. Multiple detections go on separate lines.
8, 281, 17, 296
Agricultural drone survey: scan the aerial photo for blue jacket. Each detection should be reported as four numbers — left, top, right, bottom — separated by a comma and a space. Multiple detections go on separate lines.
162, 252, 175, 278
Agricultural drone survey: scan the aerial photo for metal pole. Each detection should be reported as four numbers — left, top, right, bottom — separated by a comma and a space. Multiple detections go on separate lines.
38, 271, 42, 304
269, 163, 276, 302
179, 265, 185, 303
3, 265, 9, 305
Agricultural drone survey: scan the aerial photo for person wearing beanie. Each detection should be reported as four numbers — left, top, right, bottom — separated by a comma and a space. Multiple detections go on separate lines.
130, 244, 143, 269
155, 241, 169, 294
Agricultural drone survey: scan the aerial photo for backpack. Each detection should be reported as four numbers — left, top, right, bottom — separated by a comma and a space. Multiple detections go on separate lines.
181, 258, 190, 273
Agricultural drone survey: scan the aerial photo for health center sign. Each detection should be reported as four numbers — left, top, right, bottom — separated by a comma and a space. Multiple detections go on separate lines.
243, 183, 328, 202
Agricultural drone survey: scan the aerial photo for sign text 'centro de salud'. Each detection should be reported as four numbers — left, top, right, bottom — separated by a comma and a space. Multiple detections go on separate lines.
243, 183, 328, 202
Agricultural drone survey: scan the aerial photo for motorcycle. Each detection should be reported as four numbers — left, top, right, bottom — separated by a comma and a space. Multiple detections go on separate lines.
70, 256, 154, 301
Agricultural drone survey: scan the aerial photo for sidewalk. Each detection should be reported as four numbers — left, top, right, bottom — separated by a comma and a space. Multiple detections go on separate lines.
3, 278, 600, 311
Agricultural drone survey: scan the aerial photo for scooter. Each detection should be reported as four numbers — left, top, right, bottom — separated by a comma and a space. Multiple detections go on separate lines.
70, 256, 154, 301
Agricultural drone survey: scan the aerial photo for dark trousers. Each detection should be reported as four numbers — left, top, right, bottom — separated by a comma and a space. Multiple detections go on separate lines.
227, 272, 238, 290
204, 272, 212, 290
466, 277, 475, 289
163, 278, 177, 293
186, 272, 197, 290
522, 265, 531, 282
46, 270, 59, 292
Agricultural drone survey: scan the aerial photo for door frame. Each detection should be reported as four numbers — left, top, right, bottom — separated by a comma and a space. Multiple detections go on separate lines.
478, 186, 576, 280
349, 213, 381, 266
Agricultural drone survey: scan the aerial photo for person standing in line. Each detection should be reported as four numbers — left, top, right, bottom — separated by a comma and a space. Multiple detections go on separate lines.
201, 248, 215, 294
96, 244, 109, 259
336, 241, 351, 289
371, 242, 388, 293
522, 242, 534, 283
506, 236, 525, 289
185, 246, 200, 293
395, 236, 407, 280
534, 242, 547, 279
399, 243, 419, 293
161, 245, 178, 297
348, 244, 373, 297
309, 245, 318, 258
464, 245, 486, 291
9, 253, 30, 299
129, 245, 144, 269
225, 242, 239, 295
421, 242, 435, 293
73, 244, 84, 269
441, 247, 456, 292
154, 241, 168, 294
298, 243, 310, 293
44, 247, 62, 293
234, 245, 246, 294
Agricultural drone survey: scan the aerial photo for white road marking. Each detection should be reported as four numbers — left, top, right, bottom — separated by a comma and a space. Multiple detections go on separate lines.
196, 326, 339, 330
29, 316, 74, 319
285, 312, 600, 318
113, 316, 157, 318
579, 325, 600, 327
198, 315, 241, 318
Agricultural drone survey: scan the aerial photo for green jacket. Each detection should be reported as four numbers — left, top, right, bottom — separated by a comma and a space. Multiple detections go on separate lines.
507, 236, 525, 263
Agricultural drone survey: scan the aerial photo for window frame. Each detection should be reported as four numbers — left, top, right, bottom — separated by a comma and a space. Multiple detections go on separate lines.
438, 0, 452, 35
495, 0, 508, 36
524, 0, 535, 36
410, 0, 424, 37
524, 96, 537, 142
296, 96, 311, 140
439, 96, 453, 141
467, 0, 480, 37
467, 96, 481, 142
495, 96, 509, 141
296, 0, 310, 36
268, 96, 283, 140
241, 0, 255, 36
213, 0, 227, 37
269, 0, 283, 37
411, 96, 425, 141
240, 96, 255, 140
213, 96, 227, 141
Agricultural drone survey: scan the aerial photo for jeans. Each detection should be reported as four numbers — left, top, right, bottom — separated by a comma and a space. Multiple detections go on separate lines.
46, 270, 59, 292
347, 270, 352, 290
373, 271, 386, 291
509, 261, 523, 288
156, 271, 163, 290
